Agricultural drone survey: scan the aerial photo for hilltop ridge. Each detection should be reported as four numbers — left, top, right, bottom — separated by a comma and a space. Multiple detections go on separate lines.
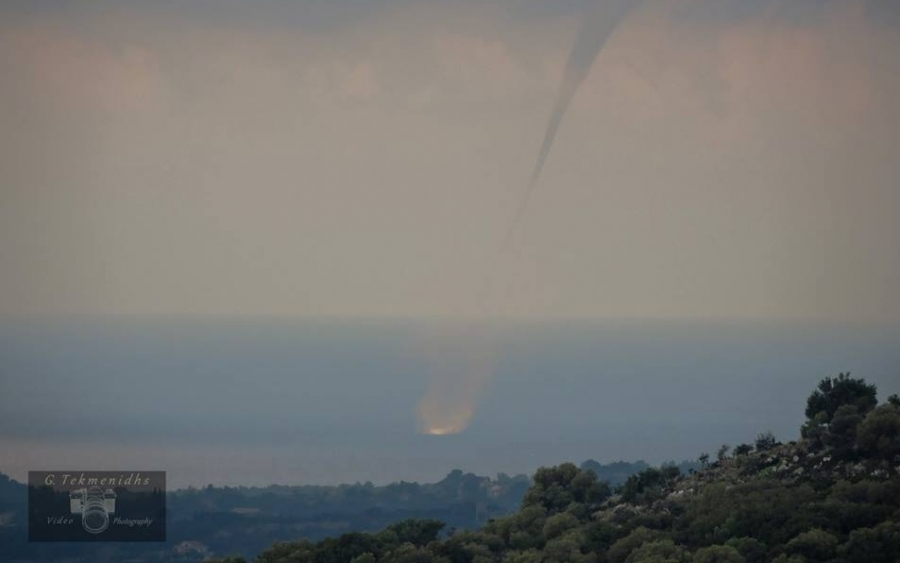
216, 373, 900, 563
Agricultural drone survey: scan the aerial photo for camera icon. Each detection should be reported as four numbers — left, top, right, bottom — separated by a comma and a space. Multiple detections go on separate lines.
69, 487, 116, 534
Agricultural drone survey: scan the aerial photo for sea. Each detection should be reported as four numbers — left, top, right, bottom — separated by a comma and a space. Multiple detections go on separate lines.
1, 317, 897, 489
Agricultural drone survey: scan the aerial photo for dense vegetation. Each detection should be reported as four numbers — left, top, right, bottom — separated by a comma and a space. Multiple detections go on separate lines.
2, 374, 897, 562
208, 373, 900, 563
1, 469, 530, 562
0, 458, 662, 561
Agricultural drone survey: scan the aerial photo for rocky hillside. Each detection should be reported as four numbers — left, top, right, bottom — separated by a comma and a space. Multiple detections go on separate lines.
218, 373, 900, 563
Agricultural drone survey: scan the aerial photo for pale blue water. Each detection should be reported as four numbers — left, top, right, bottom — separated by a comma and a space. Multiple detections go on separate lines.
1, 318, 897, 488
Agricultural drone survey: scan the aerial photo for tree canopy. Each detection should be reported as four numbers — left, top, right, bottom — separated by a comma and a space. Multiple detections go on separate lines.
208, 374, 899, 563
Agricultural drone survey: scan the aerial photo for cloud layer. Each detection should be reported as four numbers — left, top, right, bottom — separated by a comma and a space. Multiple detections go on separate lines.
1, 0, 898, 321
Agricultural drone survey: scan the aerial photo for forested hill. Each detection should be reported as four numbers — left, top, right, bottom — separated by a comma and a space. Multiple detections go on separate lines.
0, 460, 665, 561
211, 374, 900, 563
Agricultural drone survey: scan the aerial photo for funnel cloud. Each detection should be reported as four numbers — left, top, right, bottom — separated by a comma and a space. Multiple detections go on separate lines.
505, 0, 639, 244
418, 0, 641, 435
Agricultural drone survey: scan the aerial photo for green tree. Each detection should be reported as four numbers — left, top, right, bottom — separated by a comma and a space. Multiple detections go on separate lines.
856, 403, 900, 462
620, 466, 680, 505
486, 506, 546, 551
724, 537, 767, 563
542, 512, 580, 540
785, 528, 839, 562
543, 530, 594, 563
380, 519, 446, 547
823, 404, 865, 459
523, 464, 610, 514
754, 431, 778, 452
679, 480, 817, 547
692, 545, 745, 563
502, 549, 544, 563
385, 542, 439, 563
842, 521, 900, 563
804, 373, 877, 423
716, 445, 730, 463
256, 540, 317, 563
441, 535, 497, 563
625, 539, 689, 563
607, 527, 663, 563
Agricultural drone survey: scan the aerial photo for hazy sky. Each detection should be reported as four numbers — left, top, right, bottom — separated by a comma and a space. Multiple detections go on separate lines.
2, 0, 899, 321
